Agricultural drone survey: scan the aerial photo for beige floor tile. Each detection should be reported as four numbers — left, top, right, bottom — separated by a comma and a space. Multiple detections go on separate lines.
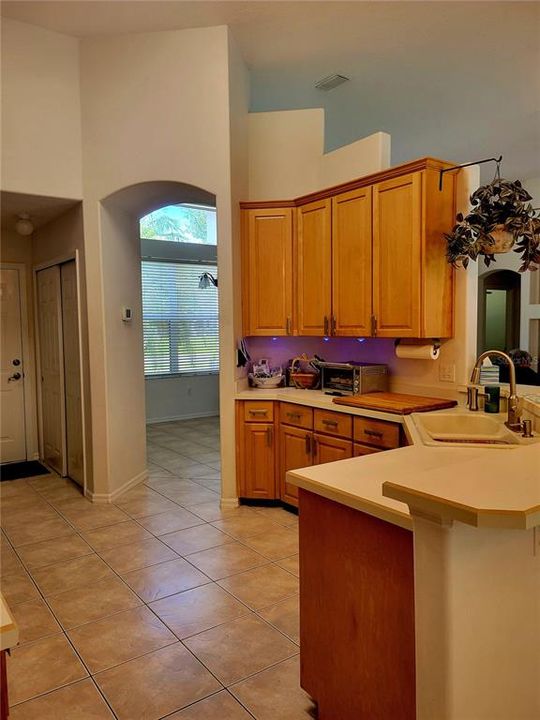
8, 634, 87, 706
2, 571, 39, 605
0, 544, 25, 577
160, 486, 219, 505
115, 493, 180, 519
185, 500, 248, 523
241, 525, 299, 561
68, 605, 176, 673
47, 576, 142, 629
167, 690, 253, 719
218, 565, 299, 611
252, 506, 299, 527
212, 514, 283, 541
81, 520, 153, 551
230, 655, 314, 720
160, 524, 232, 556
258, 595, 300, 644
185, 542, 269, 581
16, 534, 93, 570
3, 516, 75, 547
184, 614, 298, 686
98, 537, 178, 573
122, 557, 210, 602
150, 583, 250, 639
36, 479, 84, 502
56, 502, 128, 531
1, 479, 35, 497
0, 493, 49, 515
9, 678, 115, 719
136, 508, 204, 535
10, 598, 62, 645
94, 643, 221, 720
276, 554, 300, 577
30, 554, 115, 597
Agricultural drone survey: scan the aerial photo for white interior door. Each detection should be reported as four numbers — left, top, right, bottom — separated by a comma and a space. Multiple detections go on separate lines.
37, 266, 66, 475
61, 261, 83, 486
0, 267, 27, 463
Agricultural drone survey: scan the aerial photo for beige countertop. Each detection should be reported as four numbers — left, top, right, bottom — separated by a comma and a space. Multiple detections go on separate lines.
244, 388, 540, 530
0, 592, 18, 652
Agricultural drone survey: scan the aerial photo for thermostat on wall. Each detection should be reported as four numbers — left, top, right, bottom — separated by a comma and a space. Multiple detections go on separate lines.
122, 307, 133, 322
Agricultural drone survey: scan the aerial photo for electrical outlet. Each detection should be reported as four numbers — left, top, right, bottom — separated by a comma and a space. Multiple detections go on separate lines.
439, 364, 456, 382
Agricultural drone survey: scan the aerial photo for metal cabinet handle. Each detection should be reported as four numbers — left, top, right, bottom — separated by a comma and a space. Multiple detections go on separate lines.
322, 419, 338, 428
331, 315, 337, 336
286, 317, 292, 335
286, 411, 301, 420
364, 428, 383, 438
8, 372, 21, 382
266, 427, 273, 447
323, 316, 329, 335
312, 436, 318, 459
305, 433, 311, 455
370, 315, 377, 337
249, 409, 268, 416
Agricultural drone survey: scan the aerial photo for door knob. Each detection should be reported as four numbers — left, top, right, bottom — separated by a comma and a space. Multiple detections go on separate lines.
8, 372, 21, 382
12, 359, 21, 366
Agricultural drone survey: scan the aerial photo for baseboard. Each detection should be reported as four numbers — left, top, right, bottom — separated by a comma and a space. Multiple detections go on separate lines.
85, 469, 148, 504
220, 497, 239, 510
146, 410, 219, 425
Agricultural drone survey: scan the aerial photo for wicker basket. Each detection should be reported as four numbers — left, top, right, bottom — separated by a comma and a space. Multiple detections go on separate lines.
290, 355, 319, 389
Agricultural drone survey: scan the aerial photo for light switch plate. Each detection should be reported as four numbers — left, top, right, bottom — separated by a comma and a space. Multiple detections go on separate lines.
439, 364, 456, 382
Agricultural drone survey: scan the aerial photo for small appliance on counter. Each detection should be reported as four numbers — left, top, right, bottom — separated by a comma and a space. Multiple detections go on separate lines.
319, 361, 388, 396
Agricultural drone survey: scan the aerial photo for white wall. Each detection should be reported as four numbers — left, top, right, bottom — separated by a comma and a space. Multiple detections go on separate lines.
146, 375, 219, 424
1, 19, 83, 199
248, 109, 390, 200
78, 25, 244, 498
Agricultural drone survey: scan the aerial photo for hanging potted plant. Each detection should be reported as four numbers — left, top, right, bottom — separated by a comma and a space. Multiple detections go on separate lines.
445, 178, 540, 271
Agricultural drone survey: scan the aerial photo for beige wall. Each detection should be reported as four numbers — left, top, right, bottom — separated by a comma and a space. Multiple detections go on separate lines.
1, 19, 82, 199
78, 25, 247, 499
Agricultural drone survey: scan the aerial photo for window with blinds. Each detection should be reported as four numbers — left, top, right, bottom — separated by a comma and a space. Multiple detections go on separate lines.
141, 261, 219, 376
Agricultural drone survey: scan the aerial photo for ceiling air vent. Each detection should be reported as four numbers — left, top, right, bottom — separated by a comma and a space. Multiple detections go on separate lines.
315, 74, 350, 91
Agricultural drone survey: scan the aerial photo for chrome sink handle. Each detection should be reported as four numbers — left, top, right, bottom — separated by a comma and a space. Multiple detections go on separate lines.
468, 350, 521, 431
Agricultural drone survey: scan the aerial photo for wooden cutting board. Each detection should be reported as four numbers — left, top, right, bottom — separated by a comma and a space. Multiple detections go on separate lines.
332, 392, 457, 415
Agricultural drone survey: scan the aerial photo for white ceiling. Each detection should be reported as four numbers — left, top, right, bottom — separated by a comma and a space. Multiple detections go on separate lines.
2, 1, 539, 180
0, 191, 80, 232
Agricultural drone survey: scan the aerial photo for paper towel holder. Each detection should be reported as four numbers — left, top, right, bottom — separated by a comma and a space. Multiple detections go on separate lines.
394, 338, 441, 351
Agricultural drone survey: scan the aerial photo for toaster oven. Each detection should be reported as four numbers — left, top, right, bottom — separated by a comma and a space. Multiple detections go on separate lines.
319, 362, 388, 396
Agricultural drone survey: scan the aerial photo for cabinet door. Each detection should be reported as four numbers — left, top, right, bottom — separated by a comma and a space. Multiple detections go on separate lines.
296, 199, 332, 336
313, 433, 353, 465
373, 172, 422, 337
243, 208, 294, 336
332, 187, 373, 336
280, 425, 312, 507
242, 422, 276, 499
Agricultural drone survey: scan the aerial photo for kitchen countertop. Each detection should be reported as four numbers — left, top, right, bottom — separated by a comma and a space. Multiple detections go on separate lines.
0, 592, 18, 652
243, 388, 540, 531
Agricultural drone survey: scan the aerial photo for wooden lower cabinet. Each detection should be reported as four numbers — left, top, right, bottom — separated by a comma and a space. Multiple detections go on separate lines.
238, 420, 276, 500
299, 488, 415, 720
279, 425, 312, 506
313, 433, 353, 464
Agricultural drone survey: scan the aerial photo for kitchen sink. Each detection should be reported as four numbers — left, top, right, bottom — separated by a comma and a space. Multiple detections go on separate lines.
412, 412, 536, 448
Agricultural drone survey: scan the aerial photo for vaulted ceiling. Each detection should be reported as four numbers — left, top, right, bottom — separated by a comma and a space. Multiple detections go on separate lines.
2, 1, 539, 179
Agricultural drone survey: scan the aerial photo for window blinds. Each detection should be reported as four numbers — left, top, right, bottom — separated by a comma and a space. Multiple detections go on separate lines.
141, 260, 219, 376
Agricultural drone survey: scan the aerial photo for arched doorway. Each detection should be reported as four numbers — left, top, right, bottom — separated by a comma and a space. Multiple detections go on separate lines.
477, 269, 521, 353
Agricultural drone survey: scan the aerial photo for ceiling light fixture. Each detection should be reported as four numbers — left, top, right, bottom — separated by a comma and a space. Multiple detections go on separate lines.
15, 213, 34, 236
315, 74, 350, 91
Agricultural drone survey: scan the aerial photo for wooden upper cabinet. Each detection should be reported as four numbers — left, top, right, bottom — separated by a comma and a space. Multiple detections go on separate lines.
296, 199, 332, 336
332, 187, 373, 336
373, 172, 422, 338
242, 208, 294, 336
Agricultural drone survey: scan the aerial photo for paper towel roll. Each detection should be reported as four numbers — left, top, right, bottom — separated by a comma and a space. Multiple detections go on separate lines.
395, 343, 440, 360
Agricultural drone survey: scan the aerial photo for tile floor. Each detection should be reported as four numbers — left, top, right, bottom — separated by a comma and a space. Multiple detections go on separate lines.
1, 417, 315, 719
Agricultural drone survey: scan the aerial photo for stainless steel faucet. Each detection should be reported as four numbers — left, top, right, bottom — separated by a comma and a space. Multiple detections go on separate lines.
468, 350, 521, 431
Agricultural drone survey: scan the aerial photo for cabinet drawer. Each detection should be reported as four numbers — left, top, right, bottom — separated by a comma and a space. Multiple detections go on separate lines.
314, 409, 352, 439
280, 402, 313, 429
244, 401, 274, 422
354, 443, 382, 457
353, 417, 400, 449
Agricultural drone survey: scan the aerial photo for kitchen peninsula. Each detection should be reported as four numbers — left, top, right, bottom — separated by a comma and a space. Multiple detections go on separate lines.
287, 418, 540, 720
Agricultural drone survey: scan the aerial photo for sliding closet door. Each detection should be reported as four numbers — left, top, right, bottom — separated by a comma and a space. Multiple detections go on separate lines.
61, 261, 83, 487
37, 266, 66, 474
